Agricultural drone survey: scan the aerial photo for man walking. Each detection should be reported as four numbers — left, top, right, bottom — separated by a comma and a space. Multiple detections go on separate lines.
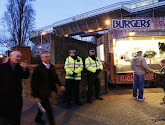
85, 48, 103, 103
0, 51, 29, 125
64, 49, 83, 108
131, 51, 154, 101
31, 52, 65, 125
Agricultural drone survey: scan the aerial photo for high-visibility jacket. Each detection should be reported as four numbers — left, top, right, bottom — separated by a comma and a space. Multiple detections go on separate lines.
85, 56, 103, 73
64, 56, 83, 80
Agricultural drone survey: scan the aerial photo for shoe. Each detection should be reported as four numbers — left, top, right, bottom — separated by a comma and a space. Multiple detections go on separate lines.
96, 97, 103, 100
138, 98, 145, 102
35, 118, 46, 124
133, 97, 136, 100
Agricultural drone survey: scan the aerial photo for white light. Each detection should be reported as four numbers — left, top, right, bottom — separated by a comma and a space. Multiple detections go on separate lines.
128, 32, 136, 36
41, 31, 46, 35
0, 54, 3, 58
38, 46, 42, 49
105, 20, 110, 25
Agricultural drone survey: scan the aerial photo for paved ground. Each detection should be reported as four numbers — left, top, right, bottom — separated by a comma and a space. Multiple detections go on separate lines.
21, 88, 165, 125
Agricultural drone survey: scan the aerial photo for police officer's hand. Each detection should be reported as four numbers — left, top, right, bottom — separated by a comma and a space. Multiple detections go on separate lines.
60, 86, 65, 91
71, 72, 77, 77
96, 69, 101, 74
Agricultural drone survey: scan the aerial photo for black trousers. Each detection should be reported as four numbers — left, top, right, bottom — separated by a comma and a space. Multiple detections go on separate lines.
87, 74, 100, 101
65, 79, 80, 104
0, 96, 23, 125
35, 97, 55, 125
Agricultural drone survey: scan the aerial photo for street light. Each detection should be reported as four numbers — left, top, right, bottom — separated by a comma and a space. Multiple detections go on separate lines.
41, 31, 46, 46
3, 42, 8, 56
39, 31, 46, 54
105, 19, 110, 26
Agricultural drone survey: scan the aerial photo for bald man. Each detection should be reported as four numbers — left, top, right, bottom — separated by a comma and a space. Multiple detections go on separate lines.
0, 51, 29, 125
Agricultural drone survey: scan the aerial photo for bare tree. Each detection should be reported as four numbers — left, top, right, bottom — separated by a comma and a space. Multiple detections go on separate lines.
3, 0, 35, 46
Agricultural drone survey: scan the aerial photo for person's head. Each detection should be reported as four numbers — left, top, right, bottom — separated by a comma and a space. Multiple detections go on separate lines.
41, 52, 50, 64
137, 51, 143, 56
69, 49, 76, 56
10, 51, 22, 65
160, 59, 165, 67
89, 48, 95, 56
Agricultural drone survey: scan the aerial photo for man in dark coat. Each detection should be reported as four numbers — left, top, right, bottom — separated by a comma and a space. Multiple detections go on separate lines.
0, 51, 29, 125
155, 59, 165, 105
31, 52, 65, 125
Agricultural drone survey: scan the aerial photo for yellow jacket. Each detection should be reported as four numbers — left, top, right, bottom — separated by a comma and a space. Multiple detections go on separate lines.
85, 56, 103, 73
64, 56, 83, 80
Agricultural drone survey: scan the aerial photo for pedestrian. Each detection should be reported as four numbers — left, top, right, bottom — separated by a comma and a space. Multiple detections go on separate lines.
64, 49, 83, 108
0, 51, 29, 125
31, 52, 65, 125
131, 50, 154, 102
154, 59, 165, 105
85, 48, 103, 104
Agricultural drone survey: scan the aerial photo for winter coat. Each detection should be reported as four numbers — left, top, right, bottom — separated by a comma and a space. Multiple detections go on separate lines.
131, 54, 153, 74
155, 66, 165, 88
85, 56, 103, 73
31, 62, 62, 98
64, 56, 83, 80
0, 61, 29, 117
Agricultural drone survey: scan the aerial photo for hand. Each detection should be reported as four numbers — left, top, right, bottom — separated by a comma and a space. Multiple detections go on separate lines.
60, 86, 65, 91
34, 97, 40, 102
20, 60, 27, 69
96, 69, 101, 74
71, 72, 77, 77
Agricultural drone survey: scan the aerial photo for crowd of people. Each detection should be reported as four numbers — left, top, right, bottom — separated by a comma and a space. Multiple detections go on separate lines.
0, 48, 103, 125
0, 49, 164, 125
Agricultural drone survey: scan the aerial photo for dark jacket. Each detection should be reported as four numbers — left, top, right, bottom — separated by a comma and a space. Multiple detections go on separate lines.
0, 61, 29, 116
155, 66, 165, 88
31, 62, 62, 99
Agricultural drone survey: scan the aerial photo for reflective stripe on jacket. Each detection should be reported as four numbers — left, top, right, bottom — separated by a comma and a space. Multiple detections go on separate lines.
85, 56, 103, 73
64, 56, 83, 80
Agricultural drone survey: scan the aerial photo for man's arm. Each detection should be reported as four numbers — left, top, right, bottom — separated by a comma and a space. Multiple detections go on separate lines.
141, 58, 153, 72
64, 57, 74, 75
19, 61, 30, 79
53, 68, 62, 86
31, 67, 40, 98
74, 57, 83, 74
53, 67, 65, 91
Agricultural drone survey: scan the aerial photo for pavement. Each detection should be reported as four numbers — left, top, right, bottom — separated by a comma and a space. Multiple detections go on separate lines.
21, 88, 165, 125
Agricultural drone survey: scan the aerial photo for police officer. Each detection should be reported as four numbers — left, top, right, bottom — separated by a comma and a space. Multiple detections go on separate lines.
64, 49, 83, 108
85, 48, 103, 103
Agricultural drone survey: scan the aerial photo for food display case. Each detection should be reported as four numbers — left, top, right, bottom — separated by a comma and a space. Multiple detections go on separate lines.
113, 36, 165, 74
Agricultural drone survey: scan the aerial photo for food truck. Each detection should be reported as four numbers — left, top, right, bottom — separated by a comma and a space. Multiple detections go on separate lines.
97, 17, 165, 84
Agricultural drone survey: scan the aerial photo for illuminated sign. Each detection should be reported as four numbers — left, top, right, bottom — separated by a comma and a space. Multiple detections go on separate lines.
73, 14, 88, 20
112, 19, 151, 29
119, 74, 155, 82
